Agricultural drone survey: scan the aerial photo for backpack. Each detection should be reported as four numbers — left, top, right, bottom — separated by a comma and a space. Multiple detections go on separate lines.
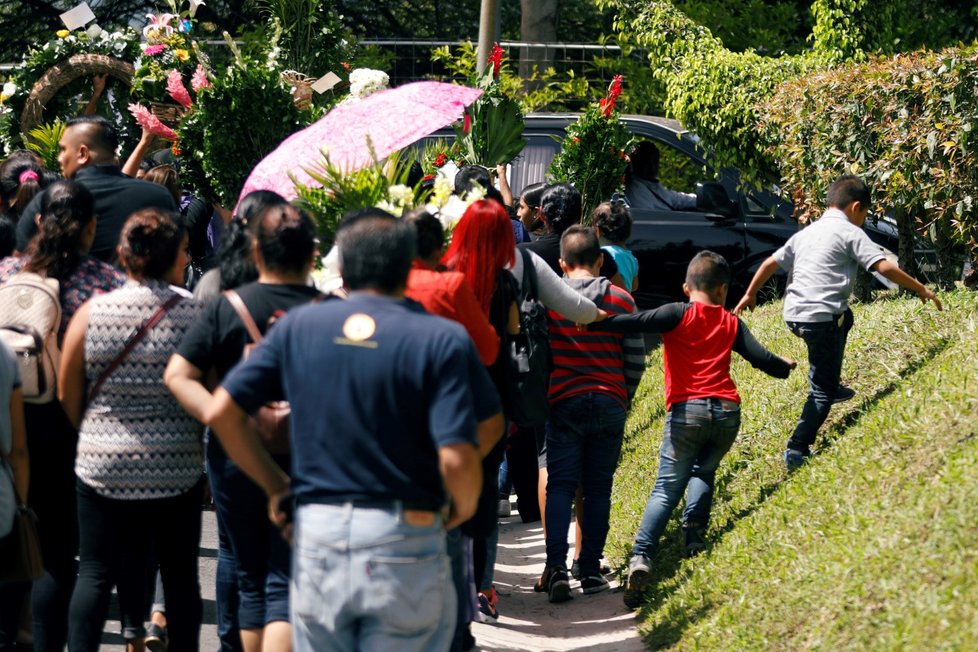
0, 273, 61, 404
506, 249, 553, 427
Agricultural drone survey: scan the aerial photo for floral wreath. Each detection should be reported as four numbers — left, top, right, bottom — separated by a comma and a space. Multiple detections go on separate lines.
1, 25, 142, 153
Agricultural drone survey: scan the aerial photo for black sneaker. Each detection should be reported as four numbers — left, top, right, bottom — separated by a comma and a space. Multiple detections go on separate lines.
833, 385, 856, 403
546, 566, 572, 603
570, 558, 580, 580
623, 554, 652, 610
683, 526, 707, 558
784, 448, 809, 471
145, 623, 168, 652
580, 573, 610, 594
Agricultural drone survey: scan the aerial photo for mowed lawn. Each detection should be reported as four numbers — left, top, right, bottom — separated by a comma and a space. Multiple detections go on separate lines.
608, 290, 978, 650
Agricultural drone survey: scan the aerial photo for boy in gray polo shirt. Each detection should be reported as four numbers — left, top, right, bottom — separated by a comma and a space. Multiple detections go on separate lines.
733, 175, 941, 469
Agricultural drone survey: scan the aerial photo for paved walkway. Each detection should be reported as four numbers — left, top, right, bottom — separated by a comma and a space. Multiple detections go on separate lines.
97, 505, 643, 650
471, 508, 644, 651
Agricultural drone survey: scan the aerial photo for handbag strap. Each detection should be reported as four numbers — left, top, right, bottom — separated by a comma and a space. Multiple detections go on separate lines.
223, 289, 263, 343
87, 294, 184, 404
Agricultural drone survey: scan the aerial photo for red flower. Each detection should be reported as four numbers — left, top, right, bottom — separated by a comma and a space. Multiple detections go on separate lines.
423, 174, 435, 181
600, 74, 624, 117
341, 61, 351, 71
463, 112, 472, 134
571, 136, 581, 143
487, 42, 505, 77
434, 152, 448, 167
171, 143, 182, 157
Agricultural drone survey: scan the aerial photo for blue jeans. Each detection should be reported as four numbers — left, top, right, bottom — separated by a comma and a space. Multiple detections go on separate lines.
205, 434, 243, 651
545, 393, 627, 576
787, 310, 853, 453
292, 503, 455, 652
631, 398, 741, 558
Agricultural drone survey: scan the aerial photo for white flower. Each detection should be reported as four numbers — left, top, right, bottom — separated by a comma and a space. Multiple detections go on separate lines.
348, 68, 389, 100
375, 199, 400, 215
86, 24, 103, 39
388, 184, 413, 206
2, 82, 17, 98
463, 185, 486, 204
114, 41, 126, 52
430, 174, 454, 208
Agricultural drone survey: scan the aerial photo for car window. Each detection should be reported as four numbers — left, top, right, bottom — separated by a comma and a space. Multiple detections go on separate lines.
656, 142, 707, 195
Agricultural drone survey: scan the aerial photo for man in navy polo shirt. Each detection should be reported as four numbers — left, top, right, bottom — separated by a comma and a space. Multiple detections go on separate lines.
207, 216, 500, 651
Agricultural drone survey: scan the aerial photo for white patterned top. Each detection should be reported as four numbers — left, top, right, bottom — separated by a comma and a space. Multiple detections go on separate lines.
76, 280, 204, 499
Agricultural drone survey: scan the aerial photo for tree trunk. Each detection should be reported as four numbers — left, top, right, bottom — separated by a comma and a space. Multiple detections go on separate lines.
519, 0, 558, 86
894, 206, 920, 283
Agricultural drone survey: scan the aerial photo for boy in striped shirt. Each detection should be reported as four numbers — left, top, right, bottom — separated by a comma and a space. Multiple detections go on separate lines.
538, 225, 646, 602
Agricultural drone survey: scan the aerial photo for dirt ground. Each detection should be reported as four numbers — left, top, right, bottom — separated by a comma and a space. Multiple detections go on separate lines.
470, 508, 645, 652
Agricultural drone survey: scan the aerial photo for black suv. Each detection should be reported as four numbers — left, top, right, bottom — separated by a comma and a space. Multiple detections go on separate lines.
430, 113, 923, 310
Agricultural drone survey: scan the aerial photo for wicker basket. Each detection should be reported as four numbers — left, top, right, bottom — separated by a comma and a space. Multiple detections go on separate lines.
20, 53, 134, 139
281, 70, 314, 110
150, 101, 184, 127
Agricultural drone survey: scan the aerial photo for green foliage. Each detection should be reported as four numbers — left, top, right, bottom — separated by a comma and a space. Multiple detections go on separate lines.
177, 44, 312, 206
431, 42, 594, 113
447, 45, 526, 168
294, 150, 425, 247
610, 291, 977, 648
248, 0, 359, 83
23, 121, 65, 171
759, 46, 978, 285
548, 78, 634, 219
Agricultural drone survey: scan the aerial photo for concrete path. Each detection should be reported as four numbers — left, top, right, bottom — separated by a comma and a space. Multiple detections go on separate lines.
97, 506, 643, 651
471, 510, 644, 652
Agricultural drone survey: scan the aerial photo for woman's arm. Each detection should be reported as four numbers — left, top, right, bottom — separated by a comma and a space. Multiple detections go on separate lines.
526, 250, 600, 323
496, 164, 514, 207
8, 387, 28, 501
58, 301, 91, 430
164, 354, 213, 424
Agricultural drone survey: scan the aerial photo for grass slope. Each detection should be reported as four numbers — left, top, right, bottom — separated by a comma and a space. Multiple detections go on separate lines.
608, 290, 978, 650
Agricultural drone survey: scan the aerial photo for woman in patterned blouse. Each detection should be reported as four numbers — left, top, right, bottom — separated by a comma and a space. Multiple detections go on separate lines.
0, 180, 124, 652
58, 209, 204, 652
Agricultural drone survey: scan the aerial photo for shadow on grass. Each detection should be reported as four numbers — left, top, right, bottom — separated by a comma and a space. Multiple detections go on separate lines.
636, 335, 953, 648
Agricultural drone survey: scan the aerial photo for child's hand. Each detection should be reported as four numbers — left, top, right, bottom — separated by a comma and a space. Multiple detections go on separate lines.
592, 308, 609, 322
783, 357, 797, 370
918, 287, 943, 311
732, 293, 756, 315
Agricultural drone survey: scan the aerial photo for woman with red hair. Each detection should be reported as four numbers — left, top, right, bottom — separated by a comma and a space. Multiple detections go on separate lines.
441, 198, 519, 637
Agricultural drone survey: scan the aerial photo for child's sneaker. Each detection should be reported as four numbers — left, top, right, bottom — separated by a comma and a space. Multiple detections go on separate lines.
477, 587, 500, 624
623, 554, 653, 610
833, 385, 856, 403
580, 573, 610, 594
784, 448, 809, 471
682, 526, 707, 557
540, 565, 572, 603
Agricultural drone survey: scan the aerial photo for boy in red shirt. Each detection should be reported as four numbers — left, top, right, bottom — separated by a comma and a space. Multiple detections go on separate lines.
594, 251, 796, 609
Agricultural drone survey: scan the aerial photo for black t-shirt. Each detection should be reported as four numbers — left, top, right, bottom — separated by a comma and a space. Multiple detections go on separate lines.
519, 232, 619, 280
177, 281, 323, 380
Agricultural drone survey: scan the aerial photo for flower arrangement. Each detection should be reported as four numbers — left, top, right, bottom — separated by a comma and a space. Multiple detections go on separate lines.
1, 25, 141, 153
130, 1, 212, 107
549, 75, 634, 219
175, 32, 312, 206
452, 43, 526, 167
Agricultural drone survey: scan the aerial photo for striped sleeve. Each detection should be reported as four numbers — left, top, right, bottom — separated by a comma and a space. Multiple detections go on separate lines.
606, 286, 645, 401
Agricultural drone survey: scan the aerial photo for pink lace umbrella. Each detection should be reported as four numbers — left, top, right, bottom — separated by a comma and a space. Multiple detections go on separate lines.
238, 81, 483, 205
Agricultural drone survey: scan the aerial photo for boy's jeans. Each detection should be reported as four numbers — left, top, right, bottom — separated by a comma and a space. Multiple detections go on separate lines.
545, 393, 627, 576
631, 398, 741, 559
786, 309, 853, 454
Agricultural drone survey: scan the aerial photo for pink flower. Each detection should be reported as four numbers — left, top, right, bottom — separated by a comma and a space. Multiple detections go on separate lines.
463, 112, 472, 134
143, 44, 166, 57
487, 42, 505, 78
128, 103, 178, 141
144, 13, 176, 40
191, 65, 211, 92
166, 70, 192, 108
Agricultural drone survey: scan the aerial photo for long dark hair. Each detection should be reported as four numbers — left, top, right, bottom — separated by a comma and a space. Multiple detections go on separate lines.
23, 180, 95, 281
218, 190, 289, 290
0, 151, 46, 217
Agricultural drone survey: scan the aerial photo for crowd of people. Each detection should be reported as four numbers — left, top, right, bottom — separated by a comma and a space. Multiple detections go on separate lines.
0, 108, 944, 652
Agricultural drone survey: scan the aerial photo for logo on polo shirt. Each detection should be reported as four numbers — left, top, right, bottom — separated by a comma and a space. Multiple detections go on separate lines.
336, 313, 378, 348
